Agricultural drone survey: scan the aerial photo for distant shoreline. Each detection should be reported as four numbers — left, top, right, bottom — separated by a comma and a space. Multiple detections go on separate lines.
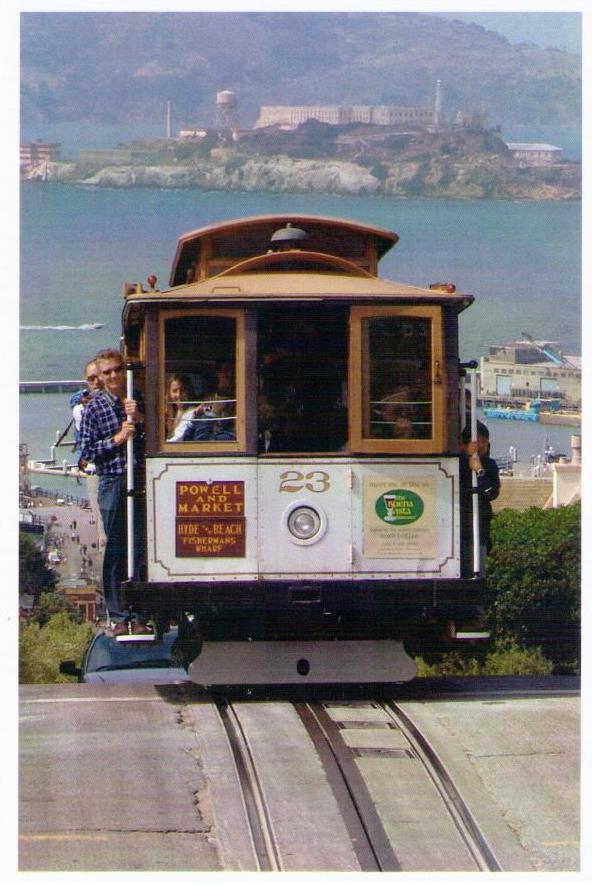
22, 157, 582, 202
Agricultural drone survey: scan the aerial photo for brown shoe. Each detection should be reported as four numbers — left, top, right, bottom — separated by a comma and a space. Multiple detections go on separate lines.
112, 621, 130, 636
132, 622, 153, 635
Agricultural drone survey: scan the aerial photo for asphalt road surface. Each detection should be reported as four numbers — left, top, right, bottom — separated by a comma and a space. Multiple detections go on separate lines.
18, 677, 580, 874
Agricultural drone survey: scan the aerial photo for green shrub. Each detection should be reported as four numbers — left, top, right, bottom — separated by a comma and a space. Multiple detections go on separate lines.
415, 652, 482, 677
486, 503, 580, 669
414, 641, 554, 677
484, 641, 553, 676
33, 591, 83, 625
19, 612, 94, 684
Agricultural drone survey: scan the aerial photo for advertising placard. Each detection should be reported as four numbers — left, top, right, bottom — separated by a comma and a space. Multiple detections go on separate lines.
363, 476, 436, 559
176, 481, 245, 557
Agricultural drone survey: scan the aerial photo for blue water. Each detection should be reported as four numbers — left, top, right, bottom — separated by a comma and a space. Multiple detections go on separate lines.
19, 182, 581, 474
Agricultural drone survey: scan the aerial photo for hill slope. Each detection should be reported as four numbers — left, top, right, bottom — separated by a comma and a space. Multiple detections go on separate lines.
21, 12, 580, 128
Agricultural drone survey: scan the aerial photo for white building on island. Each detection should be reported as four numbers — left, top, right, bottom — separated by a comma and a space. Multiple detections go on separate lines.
505, 143, 563, 166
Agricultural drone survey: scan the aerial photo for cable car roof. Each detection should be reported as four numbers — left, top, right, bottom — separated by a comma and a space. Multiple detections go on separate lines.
124, 264, 473, 317
168, 214, 400, 286
123, 214, 474, 321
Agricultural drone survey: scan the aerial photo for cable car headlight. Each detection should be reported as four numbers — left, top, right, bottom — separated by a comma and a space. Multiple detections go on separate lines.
282, 501, 328, 546
287, 506, 321, 540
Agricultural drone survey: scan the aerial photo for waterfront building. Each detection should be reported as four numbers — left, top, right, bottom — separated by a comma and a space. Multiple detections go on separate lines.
254, 103, 435, 129
505, 143, 563, 166
20, 141, 60, 172
479, 339, 581, 408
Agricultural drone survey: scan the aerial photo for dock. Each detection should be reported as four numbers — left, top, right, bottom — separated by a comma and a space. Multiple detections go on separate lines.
28, 459, 85, 480
20, 379, 84, 394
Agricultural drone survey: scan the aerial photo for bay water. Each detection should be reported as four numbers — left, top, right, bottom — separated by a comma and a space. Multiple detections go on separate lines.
19, 182, 581, 487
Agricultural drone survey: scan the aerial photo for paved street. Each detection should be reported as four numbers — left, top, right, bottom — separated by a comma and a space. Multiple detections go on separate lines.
18, 681, 580, 874
31, 499, 103, 592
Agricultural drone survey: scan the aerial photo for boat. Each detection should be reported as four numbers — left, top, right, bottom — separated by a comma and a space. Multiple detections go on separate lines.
25, 418, 86, 479
20, 322, 104, 331
483, 398, 562, 423
482, 402, 545, 421
28, 458, 86, 479
482, 405, 539, 422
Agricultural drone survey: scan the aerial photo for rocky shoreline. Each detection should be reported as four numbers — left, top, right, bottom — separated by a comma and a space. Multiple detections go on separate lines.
25, 155, 581, 201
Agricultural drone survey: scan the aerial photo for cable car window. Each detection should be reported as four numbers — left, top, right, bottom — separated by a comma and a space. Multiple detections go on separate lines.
257, 307, 348, 453
350, 306, 445, 454
163, 315, 237, 445
365, 316, 432, 440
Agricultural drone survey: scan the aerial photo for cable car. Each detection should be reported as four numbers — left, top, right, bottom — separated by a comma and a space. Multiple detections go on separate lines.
119, 214, 486, 684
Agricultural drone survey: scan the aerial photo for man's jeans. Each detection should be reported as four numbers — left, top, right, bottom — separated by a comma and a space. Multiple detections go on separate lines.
98, 474, 127, 614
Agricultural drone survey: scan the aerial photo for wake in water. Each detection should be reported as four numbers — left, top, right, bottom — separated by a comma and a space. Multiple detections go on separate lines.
20, 323, 104, 331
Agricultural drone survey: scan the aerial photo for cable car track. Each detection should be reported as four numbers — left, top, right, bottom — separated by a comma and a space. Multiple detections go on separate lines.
383, 702, 502, 871
215, 697, 400, 871
213, 697, 502, 872
295, 702, 401, 871
299, 701, 501, 872
215, 700, 282, 871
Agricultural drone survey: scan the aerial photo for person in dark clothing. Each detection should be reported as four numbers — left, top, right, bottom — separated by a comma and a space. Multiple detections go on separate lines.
70, 358, 104, 464
79, 348, 145, 620
460, 420, 501, 574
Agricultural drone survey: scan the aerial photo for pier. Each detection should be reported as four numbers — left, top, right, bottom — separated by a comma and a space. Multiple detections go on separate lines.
20, 379, 84, 394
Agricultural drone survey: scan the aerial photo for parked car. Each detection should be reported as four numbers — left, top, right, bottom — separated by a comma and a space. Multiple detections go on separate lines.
60, 623, 192, 684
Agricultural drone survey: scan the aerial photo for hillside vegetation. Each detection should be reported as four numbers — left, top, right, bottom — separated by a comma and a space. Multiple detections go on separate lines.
21, 12, 580, 129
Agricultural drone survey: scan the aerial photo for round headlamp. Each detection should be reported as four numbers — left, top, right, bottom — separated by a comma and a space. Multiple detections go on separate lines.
287, 506, 321, 540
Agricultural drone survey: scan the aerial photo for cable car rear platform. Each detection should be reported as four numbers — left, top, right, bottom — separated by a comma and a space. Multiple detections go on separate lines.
123, 576, 488, 646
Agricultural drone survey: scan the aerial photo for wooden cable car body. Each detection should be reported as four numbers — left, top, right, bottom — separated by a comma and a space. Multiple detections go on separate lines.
120, 214, 484, 684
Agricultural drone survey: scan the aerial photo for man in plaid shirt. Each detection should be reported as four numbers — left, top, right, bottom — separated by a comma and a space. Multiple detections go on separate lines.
79, 348, 143, 619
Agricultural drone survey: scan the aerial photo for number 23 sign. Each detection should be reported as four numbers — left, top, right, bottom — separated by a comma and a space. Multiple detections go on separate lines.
279, 470, 331, 493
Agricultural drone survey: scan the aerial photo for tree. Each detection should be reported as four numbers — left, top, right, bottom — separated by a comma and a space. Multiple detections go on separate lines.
33, 591, 83, 626
19, 612, 94, 684
486, 503, 580, 670
19, 532, 56, 598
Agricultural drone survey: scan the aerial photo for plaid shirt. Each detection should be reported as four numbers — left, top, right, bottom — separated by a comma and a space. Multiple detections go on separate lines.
79, 391, 129, 476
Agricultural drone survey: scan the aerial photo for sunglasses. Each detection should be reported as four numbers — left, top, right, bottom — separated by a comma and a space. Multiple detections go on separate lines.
102, 365, 124, 376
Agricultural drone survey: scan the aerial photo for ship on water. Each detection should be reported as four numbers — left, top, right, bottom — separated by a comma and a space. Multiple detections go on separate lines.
479, 333, 581, 426
483, 397, 563, 423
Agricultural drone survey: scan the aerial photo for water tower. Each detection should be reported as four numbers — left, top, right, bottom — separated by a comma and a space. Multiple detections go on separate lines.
215, 90, 239, 130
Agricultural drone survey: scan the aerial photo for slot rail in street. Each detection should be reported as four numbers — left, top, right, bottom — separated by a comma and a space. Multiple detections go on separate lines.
212, 697, 507, 872
215, 700, 282, 872
383, 702, 501, 871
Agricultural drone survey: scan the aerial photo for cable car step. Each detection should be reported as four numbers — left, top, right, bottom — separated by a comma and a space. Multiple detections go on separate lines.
187, 639, 417, 686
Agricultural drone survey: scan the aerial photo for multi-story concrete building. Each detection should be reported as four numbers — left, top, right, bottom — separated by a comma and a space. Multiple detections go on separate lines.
254, 104, 436, 129
479, 340, 581, 408
20, 141, 60, 170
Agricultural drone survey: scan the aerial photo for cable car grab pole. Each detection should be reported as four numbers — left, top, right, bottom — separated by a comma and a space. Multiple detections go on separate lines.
470, 371, 481, 575
126, 365, 135, 581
